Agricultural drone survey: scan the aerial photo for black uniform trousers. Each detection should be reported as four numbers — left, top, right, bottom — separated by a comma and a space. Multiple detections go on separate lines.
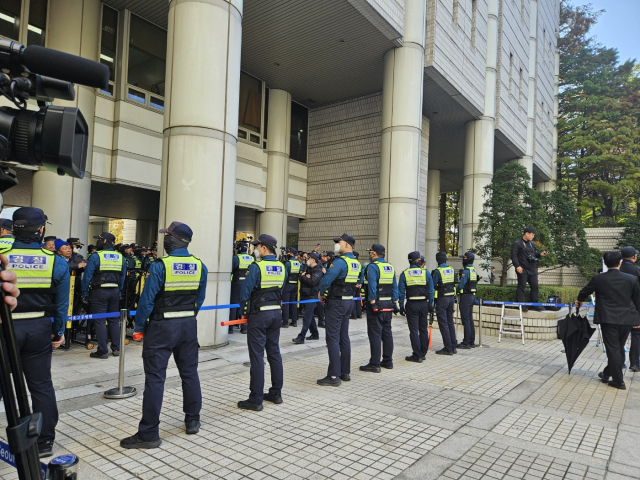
91, 287, 121, 355
316, 301, 325, 324
629, 328, 640, 368
282, 283, 298, 325
600, 324, 632, 386
366, 304, 394, 367
436, 296, 457, 352
247, 309, 283, 404
516, 269, 539, 303
229, 281, 243, 321
350, 298, 362, 318
405, 300, 429, 358
297, 298, 319, 339
325, 299, 352, 377
459, 293, 476, 345
138, 317, 201, 439
9, 318, 59, 444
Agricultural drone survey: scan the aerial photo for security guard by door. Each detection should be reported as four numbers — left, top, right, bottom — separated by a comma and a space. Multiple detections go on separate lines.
282, 248, 301, 328
81, 232, 126, 359
457, 252, 478, 349
432, 252, 458, 355
121, 221, 207, 449
230, 243, 253, 334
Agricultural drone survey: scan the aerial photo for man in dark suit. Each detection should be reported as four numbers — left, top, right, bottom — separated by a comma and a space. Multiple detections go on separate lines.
619, 246, 640, 372
576, 251, 640, 390
511, 227, 548, 311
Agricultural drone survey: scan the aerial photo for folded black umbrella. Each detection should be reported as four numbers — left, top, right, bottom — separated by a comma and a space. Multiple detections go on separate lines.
558, 312, 595, 374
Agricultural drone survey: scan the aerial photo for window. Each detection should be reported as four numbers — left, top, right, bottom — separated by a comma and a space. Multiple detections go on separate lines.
264, 87, 270, 141
127, 14, 166, 109
0, 0, 21, 41
290, 102, 308, 164
100, 5, 118, 95
26, 0, 46, 46
238, 71, 262, 136
471, 0, 477, 49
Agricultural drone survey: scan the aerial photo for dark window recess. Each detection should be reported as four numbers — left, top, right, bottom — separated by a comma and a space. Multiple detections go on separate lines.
27, 0, 47, 46
150, 96, 164, 110
290, 102, 308, 164
101, 83, 114, 96
100, 5, 118, 82
250, 134, 260, 144
0, 0, 21, 41
263, 87, 269, 139
263, 141, 267, 150
238, 71, 262, 133
128, 14, 167, 96
238, 130, 247, 140
128, 88, 145, 103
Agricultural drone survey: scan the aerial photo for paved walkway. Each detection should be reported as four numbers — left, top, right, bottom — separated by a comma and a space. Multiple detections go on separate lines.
0, 314, 639, 480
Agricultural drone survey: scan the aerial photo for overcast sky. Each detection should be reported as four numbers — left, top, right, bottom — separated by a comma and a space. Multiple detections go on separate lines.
571, 0, 640, 63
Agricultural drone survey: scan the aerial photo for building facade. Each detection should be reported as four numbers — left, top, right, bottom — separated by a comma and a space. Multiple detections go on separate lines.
0, 0, 559, 346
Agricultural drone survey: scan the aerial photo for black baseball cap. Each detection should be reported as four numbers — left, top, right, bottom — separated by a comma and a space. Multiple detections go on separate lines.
67, 237, 84, 247
367, 244, 385, 255
309, 253, 320, 262
288, 247, 298, 255
250, 234, 278, 249
93, 232, 116, 244
13, 207, 48, 231
436, 251, 448, 264
159, 221, 193, 242
333, 233, 355, 246
353, 251, 359, 259
460, 252, 475, 261
0, 219, 13, 231
408, 251, 421, 261
621, 246, 639, 258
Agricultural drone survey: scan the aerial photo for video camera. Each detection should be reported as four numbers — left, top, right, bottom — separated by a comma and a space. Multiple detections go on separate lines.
0, 38, 109, 200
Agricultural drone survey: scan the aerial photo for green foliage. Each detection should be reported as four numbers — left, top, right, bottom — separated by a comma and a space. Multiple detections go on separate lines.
558, 1, 640, 226
617, 218, 640, 250
476, 284, 583, 303
443, 192, 460, 256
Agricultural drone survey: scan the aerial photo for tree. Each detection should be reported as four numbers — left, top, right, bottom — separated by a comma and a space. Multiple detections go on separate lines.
616, 217, 640, 250
473, 163, 550, 286
557, 1, 640, 226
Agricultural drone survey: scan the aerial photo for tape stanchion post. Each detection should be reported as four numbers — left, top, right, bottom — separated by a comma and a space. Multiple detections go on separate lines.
103, 309, 136, 400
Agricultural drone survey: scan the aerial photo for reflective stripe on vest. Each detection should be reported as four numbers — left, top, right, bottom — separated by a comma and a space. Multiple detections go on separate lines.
436, 266, 455, 297
343, 256, 362, 284
98, 251, 124, 271
161, 255, 203, 291
0, 237, 15, 253
258, 260, 285, 289
237, 254, 254, 269
7, 248, 55, 289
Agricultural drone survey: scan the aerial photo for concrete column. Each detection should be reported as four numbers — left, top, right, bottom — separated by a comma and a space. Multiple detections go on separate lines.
259, 89, 291, 246
31, 0, 100, 250
425, 170, 440, 267
378, 0, 427, 272
462, 0, 498, 255
160, 0, 243, 347
458, 188, 464, 256
538, 44, 559, 192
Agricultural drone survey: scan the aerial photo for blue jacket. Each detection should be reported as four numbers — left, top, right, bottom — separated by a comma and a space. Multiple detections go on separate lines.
12, 241, 70, 336
318, 252, 357, 296
232, 255, 239, 271
457, 265, 473, 293
81, 247, 127, 297
134, 248, 208, 332
366, 257, 399, 302
398, 264, 434, 306
240, 255, 288, 307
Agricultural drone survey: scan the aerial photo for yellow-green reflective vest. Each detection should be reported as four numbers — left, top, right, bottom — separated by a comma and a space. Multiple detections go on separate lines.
435, 266, 455, 298
376, 261, 395, 301
151, 255, 203, 319
288, 259, 302, 284
7, 247, 56, 319
404, 267, 428, 300
328, 256, 362, 300
232, 254, 254, 282
250, 260, 285, 313
0, 236, 15, 253
462, 266, 478, 294
93, 250, 124, 288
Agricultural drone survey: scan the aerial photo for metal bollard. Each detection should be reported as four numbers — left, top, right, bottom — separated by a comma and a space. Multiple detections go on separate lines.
478, 299, 482, 347
48, 454, 79, 480
104, 309, 137, 399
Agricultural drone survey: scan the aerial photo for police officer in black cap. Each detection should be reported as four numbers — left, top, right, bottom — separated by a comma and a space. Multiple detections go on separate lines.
432, 252, 458, 355
121, 221, 207, 449
350, 251, 363, 319
316, 234, 361, 386
229, 241, 253, 335
360, 244, 398, 372
293, 252, 323, 344
282, 247, 302, 328
398, 251, 434, 362
456, 252, 479, 349
0, 218, 15, 253
237, 234, 286, 410
6, 207, 69, 457
620, 246, 640, 372
81, 231, 126, 359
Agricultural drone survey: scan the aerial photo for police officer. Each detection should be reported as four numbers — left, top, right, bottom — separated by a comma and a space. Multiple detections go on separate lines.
620, 246, 640, 372
238, 234, 286, 410
456, 252, 478, 349
81, 232, 126, 359
293, 252, 324, 344
0, 218, 15, 253
6, 207, 69, 457
230, 241, 253, 335
120, 221, 207, 449
315, 252, 330, 328
398, 251, 434, 362
360, 244, 398, 372
432, 252, 458, 355
317, 234, 361, 386
350, 251, 363, 319
282, 247, 301, 328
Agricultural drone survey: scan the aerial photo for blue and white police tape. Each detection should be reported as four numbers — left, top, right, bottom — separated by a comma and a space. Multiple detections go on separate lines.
481, 301, 571, 308
0, 439, 47, 478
